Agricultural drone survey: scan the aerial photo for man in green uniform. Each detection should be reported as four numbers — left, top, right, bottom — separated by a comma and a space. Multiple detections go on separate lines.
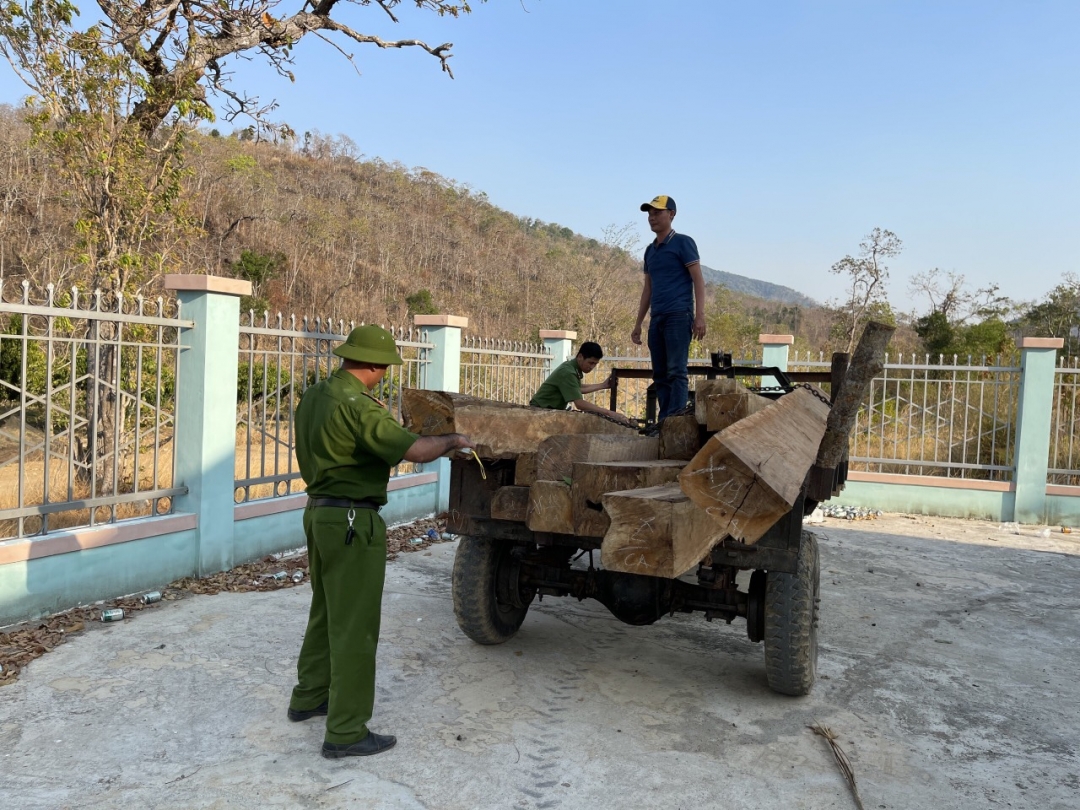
288, 325, 473, 759
529, 341, 635, 426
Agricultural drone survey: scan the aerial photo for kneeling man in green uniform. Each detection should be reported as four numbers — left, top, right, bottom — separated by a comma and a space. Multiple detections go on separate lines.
288, 325, 474, 759
529, 341, 635, 427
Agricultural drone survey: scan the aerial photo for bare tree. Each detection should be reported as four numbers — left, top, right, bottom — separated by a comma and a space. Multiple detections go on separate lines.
829, 228, 901, 353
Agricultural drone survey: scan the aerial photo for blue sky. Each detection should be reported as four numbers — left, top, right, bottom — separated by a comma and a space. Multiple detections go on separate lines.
1, 0, 1077, 315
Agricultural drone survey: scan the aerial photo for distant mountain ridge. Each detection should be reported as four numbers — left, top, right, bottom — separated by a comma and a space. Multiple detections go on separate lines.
699, 264, 818, 308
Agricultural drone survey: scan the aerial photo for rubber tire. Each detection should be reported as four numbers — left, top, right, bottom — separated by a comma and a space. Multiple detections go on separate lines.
763, 530, 820, 696
452, 536, 534, 645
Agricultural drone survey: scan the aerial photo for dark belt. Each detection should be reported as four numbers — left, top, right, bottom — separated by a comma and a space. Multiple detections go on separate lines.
306, 497, 381, 512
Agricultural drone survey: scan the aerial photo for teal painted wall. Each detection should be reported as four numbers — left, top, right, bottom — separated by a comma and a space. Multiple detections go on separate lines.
832, 481, 1013, 522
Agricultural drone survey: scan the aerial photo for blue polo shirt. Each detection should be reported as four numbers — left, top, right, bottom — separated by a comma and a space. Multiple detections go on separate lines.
643, 231, 700, 316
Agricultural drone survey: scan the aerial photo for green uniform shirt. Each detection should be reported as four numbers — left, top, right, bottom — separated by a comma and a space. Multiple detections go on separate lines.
294, 368, 419, 504
530, 358, 583, 410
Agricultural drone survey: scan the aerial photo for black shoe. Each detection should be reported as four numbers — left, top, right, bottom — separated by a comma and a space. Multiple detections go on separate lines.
287, 701, 328, 722
321, 732, 397, 758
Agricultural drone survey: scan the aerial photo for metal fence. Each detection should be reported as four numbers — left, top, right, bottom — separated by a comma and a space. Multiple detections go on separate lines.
842, 353, 1021, 481
459, 337, 551, 405
1050, 357, 1080, 486
234, 313, 432, 503
0, 281, 189, 540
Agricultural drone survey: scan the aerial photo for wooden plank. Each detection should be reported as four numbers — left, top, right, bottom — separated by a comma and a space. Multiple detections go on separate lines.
491, 486, 531, 522
704, 389, 773, 432
514, 452, 538, 486
600, 484, 725, 578
659, 414, 701, 460
535, 434, 659, 483
693, 378, 739, 425
402, 390, 634, 459
526, 480, 575, 534
679, 388, 830, 544
571, 459, 686, 537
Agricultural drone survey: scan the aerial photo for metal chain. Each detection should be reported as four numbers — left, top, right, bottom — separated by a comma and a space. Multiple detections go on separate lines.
797, 382, 833, 406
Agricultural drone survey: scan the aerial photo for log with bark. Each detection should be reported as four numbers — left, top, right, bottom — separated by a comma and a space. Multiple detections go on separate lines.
678, 387, 830, 544
571, 459, 687, 537
535, 434, 659, 482
402, 390, 633, 458
525, 480, 575, 534
600, 484, 725, 578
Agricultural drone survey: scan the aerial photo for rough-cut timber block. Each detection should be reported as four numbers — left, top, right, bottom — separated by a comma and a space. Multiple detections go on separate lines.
535, 434, 659, 483
491, 486, 531, 522
704, 388, 773, 432
679, 387, 830, 544
526, 480, 575, 535
571, 459, 686, 537
694, 378, 740, 425
402, 390, 634, 459
514, 452, 538, 486
600, 484, 725, 578
659, 415, 701, 460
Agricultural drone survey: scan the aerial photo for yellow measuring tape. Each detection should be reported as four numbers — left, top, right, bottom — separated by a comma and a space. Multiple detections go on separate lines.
469, 448, 487, 480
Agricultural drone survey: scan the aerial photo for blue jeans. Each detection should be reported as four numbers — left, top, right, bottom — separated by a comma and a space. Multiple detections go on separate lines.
648, 311, 693, 420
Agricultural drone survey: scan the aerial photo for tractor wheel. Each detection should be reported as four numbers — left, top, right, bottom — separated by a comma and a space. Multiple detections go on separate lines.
452, 536, 535, 645
763, 530, 820, 696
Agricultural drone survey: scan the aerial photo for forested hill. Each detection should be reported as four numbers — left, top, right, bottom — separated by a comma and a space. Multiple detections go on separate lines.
0, 109, 831, 352
700, 266, 818, 308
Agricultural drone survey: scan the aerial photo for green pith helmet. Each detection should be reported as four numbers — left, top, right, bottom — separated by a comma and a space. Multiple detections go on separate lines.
332, 325, 404, 366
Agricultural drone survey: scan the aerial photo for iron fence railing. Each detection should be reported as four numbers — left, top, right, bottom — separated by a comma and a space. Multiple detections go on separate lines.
459, 337, 551, 405
234, 313, 432, 503
1050, 357, 1080, 486
848, 354, 1021, 481
0, 281, 189, 540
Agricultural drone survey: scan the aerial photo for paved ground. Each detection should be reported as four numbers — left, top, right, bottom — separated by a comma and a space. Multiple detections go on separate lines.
1, 513, 1078, 810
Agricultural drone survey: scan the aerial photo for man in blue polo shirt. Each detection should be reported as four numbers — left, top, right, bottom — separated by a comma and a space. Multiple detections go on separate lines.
630, 195, 707, 420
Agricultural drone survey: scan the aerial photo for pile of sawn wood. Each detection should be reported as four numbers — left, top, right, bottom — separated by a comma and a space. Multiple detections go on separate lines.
403, 380, 830, 580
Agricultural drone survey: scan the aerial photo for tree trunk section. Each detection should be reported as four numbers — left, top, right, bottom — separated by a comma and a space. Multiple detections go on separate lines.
571, 459, 686, 537
514, 452, 537, 486
491, 486, 531, 522
694, 378, 739, 425
526, 480, 575, 534
600, 484, 725, 578
535, 434, 659, 483
679, 388, 830, 543
704, 388, 773, 432
402, 390, 634, 458
659, 414, 701, 460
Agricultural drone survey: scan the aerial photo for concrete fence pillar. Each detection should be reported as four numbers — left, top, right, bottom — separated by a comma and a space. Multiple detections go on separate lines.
540, 330, 578, 368
164, 274, 251, 576
759, 334, 794, 390
1012, 337, 1064, 524
415, 314, 469, 511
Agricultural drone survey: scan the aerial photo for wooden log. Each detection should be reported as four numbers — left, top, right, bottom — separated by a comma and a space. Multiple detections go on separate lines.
678, 387, 830, 544
659, 414, 701, 460
402, 390, 634, 459
514, 452, 538, 486
491, 486, 531, 522
600, 484, 725, 578
535, 434, 659, 483
693, 378, 739, 425
704, 388, 773, 432
571, 459, 687, 537
526, 480, 575, 534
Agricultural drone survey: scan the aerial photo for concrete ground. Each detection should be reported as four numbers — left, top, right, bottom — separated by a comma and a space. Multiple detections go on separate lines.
1, 513, 1078, 810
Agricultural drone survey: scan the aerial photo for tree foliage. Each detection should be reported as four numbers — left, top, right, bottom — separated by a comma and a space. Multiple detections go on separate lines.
909, 268, 1013, 359
1017, 274, 1080, 356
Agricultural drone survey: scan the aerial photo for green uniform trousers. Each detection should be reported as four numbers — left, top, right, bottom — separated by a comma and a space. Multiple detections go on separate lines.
289, 504, 387, 744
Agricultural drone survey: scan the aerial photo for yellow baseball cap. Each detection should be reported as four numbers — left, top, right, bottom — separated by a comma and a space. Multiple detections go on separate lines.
640, 195, 676, 213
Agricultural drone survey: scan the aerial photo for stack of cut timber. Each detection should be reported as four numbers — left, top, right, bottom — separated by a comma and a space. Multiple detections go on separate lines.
402, 390, 634, 459
658, 415, 701, 460
600, 484, 725, 578
536, 434, 659, 482
571, 459, 686, 537
678, 387, 830, 544
693, 378, 740, 424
